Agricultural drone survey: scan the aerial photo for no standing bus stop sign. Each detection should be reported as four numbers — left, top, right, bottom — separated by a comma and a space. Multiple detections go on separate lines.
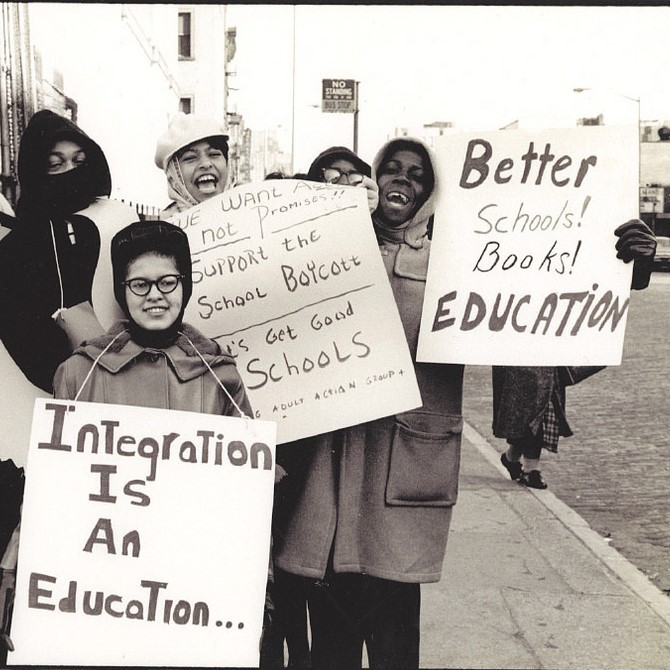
322, 78, 357, 113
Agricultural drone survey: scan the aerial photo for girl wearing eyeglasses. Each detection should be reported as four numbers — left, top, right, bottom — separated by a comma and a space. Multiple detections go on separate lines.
53, 220, 251, 416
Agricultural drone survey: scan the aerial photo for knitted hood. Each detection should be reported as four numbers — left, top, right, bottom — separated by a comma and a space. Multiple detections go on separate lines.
16, 109, 111, 220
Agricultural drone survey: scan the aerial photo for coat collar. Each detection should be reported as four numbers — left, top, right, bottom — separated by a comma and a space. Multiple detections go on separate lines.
75, 321, 235, 382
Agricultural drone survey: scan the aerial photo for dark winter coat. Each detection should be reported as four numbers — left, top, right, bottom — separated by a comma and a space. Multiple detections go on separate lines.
275, 138, 463, 584
53, 321, 252, 418
0, 110, 112, 392
492, 366, 572, 443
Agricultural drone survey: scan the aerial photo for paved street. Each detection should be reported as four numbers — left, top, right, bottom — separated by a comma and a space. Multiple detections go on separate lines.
463, 271, 670, 595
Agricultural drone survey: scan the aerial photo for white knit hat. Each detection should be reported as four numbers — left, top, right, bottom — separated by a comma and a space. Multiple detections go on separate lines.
154, 113, 229, 170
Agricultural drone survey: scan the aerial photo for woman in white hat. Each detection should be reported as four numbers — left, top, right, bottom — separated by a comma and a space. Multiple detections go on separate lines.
155, 113, 230, 216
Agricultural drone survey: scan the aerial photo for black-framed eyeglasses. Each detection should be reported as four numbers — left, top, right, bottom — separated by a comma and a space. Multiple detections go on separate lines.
123, 274, 184, 296
322, 167, 365, 186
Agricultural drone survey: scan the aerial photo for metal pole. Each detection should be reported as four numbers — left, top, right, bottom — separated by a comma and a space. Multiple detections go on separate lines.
353, 81, 359, 154
290, 5, 296, 175
573, 87, 640, 214
635, 97, 641, 202
223, 5, 228, 124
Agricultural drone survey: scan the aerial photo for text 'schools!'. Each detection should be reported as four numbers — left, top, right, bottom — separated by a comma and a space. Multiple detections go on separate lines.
10, 399, 276, 667
167, 179, 421, 443
417, 125, 639, 365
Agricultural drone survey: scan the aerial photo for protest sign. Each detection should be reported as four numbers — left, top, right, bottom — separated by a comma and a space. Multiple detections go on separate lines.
418, 126, 638, 365
10, 398, 276, 667
167, 179, 421, 443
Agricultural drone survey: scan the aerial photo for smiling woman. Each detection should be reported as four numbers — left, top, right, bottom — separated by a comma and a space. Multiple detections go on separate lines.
176, 140, 228, 203
154, 114, 230, 217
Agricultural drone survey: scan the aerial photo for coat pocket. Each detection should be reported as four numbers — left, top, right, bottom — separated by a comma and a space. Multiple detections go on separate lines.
385, 413, 462, 507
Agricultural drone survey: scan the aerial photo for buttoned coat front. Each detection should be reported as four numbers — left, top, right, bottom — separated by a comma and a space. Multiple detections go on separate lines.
53, 321, 252, 419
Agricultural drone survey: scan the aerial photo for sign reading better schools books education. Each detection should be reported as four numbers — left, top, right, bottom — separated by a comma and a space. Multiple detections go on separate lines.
9, 398, 276, 667
417, 126, 639, 365
167, 179, 421, 444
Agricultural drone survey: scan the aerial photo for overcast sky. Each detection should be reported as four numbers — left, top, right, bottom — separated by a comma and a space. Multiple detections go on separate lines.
227, 5, 670, 170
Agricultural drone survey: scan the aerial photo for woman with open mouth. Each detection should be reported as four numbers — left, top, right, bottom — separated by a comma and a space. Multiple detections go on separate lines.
154, 113, 230, 217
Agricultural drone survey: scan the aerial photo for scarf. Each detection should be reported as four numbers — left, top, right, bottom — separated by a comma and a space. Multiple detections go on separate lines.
126, 307, 185, 350
165, 156, 200, 213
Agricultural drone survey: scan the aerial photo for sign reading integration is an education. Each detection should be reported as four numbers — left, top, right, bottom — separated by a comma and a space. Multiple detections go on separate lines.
418, 126, 638, 365
10, 399, 276, 667
167, 179, 421, 443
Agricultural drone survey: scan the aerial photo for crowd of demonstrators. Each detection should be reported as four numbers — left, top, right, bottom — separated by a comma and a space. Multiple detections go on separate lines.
0, 110, 117, 393
0, 104, 659, 669
495, 221, 657, 490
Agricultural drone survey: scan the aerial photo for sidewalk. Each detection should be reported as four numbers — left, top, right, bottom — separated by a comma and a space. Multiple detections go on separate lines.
420, 422, 670, 669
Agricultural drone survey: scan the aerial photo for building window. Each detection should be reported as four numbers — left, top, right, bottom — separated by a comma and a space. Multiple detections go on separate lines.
178, 11, 193, 59
179, 97, 193, 114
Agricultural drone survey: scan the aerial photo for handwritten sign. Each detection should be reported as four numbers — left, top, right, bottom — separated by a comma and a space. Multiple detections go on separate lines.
167, 179, 421, 443
10, 399, 276, 667
418, 126, 638, 365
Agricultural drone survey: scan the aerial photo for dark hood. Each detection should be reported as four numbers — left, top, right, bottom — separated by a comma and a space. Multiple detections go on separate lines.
15, 109, 111, 219
306, 146, 372, 182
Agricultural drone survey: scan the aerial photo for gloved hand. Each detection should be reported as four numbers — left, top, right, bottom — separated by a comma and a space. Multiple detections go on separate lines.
358, 175, 379, 213
614, 219, 657, 290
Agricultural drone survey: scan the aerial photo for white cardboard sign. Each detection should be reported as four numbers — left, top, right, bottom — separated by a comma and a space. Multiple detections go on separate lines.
418, 126, 638, 365
10, 398, 276, 667
168, 179, 421, 443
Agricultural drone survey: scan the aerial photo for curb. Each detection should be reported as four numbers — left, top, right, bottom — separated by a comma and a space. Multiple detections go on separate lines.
463, 421, 670, 627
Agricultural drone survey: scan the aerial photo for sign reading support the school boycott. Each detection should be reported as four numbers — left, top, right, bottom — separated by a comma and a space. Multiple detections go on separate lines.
417, 126, 639, 365
166, 179, 421, 443
10, 399, 276, 667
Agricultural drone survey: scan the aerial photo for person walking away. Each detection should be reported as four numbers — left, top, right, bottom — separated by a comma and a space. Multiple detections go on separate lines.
495, 220, 657, 490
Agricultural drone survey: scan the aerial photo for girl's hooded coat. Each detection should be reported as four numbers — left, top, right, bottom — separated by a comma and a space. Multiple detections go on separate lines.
53, 321, 252, 417
0, 110, 112, 392
275, 138, 464, 584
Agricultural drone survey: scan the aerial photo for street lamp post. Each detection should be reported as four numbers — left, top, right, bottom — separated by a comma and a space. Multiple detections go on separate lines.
573, 87, 641, 200
353, 81, 359, 154
290, 5, 296, 176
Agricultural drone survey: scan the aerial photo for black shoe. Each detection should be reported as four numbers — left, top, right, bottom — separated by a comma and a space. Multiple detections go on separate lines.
520, 470, 548, 489
500, 452, 522, 481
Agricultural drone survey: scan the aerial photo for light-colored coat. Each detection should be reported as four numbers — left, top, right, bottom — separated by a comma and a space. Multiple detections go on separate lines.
275, 138, 464, 584
53, 321, 252, 419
